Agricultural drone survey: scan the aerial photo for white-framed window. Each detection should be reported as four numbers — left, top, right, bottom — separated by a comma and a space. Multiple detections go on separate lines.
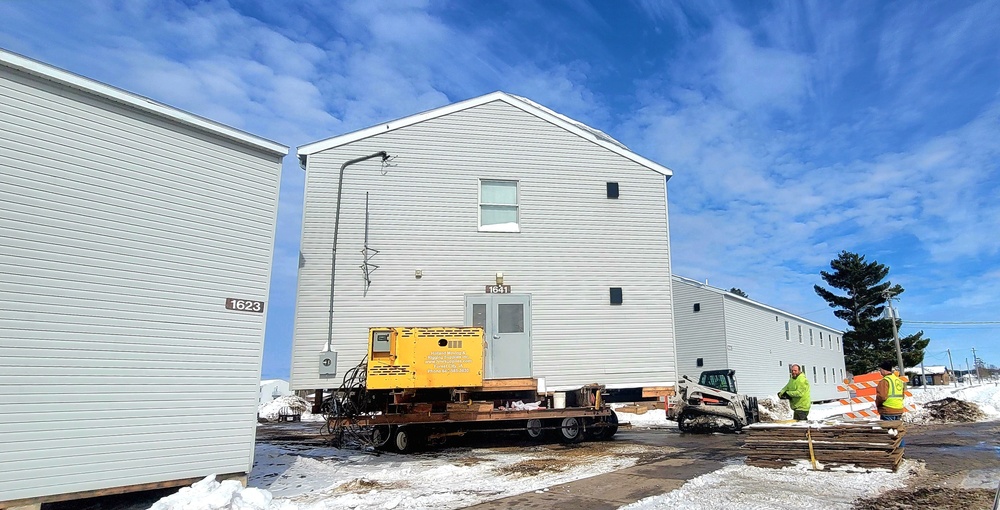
785, 321, 790, 341
809, 329, 814, 346
798, 325, 803, 344
479, 179, 519, 232
823, 367, 828, 383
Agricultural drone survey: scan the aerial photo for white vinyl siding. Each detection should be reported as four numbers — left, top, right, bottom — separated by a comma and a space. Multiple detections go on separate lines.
0, 60, 283, 503
672, 283, 728, 379
292, 99, 675, 391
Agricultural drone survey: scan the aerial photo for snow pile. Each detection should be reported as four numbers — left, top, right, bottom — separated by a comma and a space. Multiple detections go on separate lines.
613, 405, 671, 428
757, 397, 792, 422
622, 461, 914, 510
257, 396, 324, 422
149, 475, 280, 510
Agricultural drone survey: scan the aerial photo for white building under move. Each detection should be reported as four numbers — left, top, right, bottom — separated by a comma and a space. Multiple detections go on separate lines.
0, 49, 286, 507
291, 91, 678, 397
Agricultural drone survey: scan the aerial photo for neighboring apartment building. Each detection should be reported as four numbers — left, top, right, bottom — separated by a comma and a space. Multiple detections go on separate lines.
672, 275, 847, 401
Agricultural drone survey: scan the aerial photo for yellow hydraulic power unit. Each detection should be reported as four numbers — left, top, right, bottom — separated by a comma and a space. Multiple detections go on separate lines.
366, 326, 485, 390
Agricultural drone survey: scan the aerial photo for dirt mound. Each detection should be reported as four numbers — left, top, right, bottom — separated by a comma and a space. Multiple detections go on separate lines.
853, 486, 994, 510
920, 398, 986, 423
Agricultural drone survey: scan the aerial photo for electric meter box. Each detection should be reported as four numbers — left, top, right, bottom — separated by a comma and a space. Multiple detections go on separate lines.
318, 351, 338, 377
366, 326, 484, 390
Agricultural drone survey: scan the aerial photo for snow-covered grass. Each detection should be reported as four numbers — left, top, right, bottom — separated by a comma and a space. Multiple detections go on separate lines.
148, 383, 1000, 510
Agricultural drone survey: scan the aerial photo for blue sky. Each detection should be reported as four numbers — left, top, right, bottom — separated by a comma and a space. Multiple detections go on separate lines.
3, 1, 998, 378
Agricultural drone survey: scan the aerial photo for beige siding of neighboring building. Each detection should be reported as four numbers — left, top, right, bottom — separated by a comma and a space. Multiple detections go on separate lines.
292, 98, 676, 391
0, 52, 285, 503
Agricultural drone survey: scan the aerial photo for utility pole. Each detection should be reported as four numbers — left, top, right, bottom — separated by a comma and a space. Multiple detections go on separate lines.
884, 292, 905, 374
919, 360, 927, 390
972, 347, 979, 383
947, 348, 958, 388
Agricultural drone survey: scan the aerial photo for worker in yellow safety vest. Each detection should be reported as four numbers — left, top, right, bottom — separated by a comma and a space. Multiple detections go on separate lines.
876, 360, 905, 420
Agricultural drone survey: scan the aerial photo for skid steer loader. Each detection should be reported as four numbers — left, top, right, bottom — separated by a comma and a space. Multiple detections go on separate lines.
666, 370, 760, 433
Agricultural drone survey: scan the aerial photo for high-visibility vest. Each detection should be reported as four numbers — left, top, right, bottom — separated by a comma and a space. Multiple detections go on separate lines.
882, 373, 905, 409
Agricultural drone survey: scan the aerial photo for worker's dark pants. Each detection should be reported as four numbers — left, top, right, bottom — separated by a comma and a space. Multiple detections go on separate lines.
793, 410, 809, 421
880, 413, 904, 446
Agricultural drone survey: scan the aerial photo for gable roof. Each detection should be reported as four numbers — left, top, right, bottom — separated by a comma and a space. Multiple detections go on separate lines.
672, 275, 845, 334
297, 91, 672, 177
0, 48, 287, 157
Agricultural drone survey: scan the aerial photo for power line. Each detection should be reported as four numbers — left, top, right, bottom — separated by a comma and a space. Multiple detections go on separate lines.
905, 320, 1000, 325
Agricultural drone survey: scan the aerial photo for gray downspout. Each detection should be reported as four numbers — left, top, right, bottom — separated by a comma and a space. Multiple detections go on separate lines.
326, 151, 390, 352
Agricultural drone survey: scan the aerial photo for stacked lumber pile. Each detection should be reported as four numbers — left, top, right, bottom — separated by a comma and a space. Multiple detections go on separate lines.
742, 421, 905, 471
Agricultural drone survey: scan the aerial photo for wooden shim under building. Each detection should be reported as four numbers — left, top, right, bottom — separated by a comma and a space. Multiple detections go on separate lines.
477, 378, 538, 392
642, 386, 675, 398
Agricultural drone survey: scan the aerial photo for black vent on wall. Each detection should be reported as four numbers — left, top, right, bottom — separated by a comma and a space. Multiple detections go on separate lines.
697, 358, 704, 367
693, 303, 701, 312
607, 182, 619, 199
610, 287, 623, 305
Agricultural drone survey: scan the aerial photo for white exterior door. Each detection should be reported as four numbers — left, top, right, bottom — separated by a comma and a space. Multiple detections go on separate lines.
465, 294, 532, 379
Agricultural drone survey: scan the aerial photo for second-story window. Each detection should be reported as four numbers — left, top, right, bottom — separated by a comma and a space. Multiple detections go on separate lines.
480, 179, 519, 232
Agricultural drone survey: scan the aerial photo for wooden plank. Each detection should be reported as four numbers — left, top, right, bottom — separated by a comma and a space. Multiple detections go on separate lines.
476, 378, 537, 392
641, 386, 675, 398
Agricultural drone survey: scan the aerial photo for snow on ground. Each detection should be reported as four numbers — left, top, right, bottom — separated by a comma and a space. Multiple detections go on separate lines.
149, 383, 1000, 510
622, 461, 915, 510
152, 441, 656, 510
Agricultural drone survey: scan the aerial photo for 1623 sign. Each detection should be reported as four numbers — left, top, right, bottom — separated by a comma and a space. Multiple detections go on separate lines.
485, 285, 511, 294
226, 298, 265, 313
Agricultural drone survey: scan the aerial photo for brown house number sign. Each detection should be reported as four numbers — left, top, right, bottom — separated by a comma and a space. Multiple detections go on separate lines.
485, 285, 511, 294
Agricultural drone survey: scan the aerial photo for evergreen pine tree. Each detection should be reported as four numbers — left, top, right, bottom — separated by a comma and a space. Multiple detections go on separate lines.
814, 251, 929, 374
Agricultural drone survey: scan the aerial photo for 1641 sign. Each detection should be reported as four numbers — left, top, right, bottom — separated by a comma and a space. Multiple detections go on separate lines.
225, 298, 265, 313
485, 285, 511, 294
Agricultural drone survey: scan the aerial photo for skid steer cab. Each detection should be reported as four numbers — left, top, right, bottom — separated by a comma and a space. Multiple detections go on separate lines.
666, 369, 760, 433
